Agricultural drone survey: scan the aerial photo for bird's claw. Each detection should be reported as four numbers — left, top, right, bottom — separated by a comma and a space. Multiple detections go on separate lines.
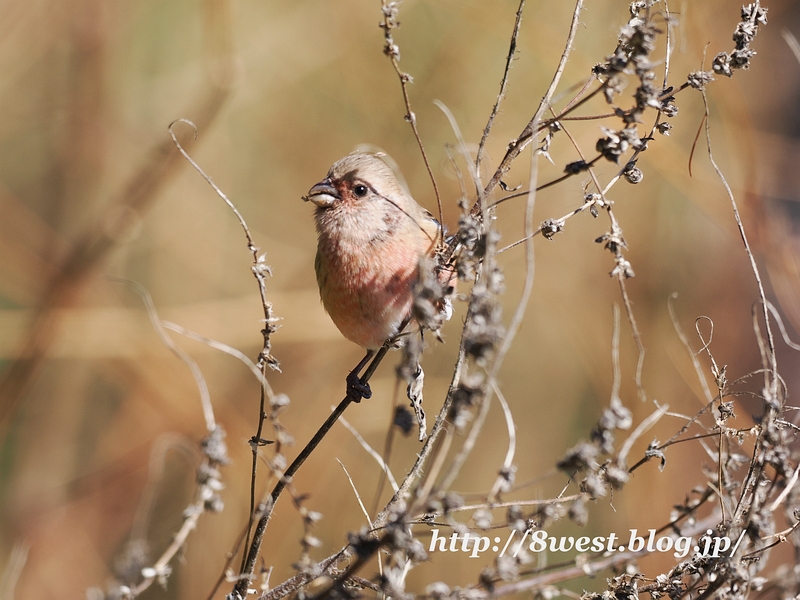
346, 370, 372, 402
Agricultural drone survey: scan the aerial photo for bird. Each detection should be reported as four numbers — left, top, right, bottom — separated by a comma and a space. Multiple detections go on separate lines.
304, 152, 446, 399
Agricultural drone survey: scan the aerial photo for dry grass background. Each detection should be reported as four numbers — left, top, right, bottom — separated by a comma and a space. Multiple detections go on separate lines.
0, 0, 799, 598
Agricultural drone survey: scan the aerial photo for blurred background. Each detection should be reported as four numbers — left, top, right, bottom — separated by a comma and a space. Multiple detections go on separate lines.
0, 0, 798, 597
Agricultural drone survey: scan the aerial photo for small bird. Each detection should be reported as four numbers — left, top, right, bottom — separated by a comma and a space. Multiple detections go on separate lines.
304, 153, 444, 398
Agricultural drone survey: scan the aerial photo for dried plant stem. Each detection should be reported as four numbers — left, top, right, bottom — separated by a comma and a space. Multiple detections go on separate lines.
167, 118, 278, 375
616, 273, 647, 402
440, 126, 540, 493
476, 0, 527, 182
627, 392, 721, 474
691, 317, 728, 519
162, 322, 272, 393
554, 74, 598, 118
497, 196, 595, 254
337, 459, 374, 528
310, 534, 393, 600
700, 80, 780, 530
413, 420, 454, 509
617, 404, 669, 467
233, 347, 389, 598
487, 381, 517, 501
116, 279, 216, 431
380, 0, 443, 229
491, 154, 603, 209
557, 114, 648, 403
769, 461, 800, 511
610, 304, 622, 403
667, 293, 716, 404
339, 416, 399, 493
436, 371, 493, 492
410, 494, 584, 522
374, 342, 468, 528
701, 90, 776, 397
370, 378, 403, 516
261, 552, 349, 600
167, 118, 281, 576
132, 494, 207, 595
435, 100, 480, 197
127, 431, 226, 598
476, 0, 585, 212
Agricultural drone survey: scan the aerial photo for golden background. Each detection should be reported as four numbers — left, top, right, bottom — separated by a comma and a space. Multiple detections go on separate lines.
0, 0, 798, 598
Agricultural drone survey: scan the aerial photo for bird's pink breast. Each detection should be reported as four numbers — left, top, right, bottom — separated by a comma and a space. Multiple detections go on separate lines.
316, 233, 421, 349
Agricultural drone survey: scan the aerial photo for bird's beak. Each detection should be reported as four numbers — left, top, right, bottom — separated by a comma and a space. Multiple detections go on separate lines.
304, 180, 340, 208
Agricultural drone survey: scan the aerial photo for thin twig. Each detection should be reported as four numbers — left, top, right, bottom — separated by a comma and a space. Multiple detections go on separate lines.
490, 154, 603, 210
132, 431, 227, 597
701, 66, 776, 402
233, 347, 390, 598
476, 0, 527, 184
373, 340, 468, 528
371, 377, 403, 517
260, 551, 349, 600
410, 494, 584, 522
166, 118, 281, 578
163, 321, 273, 398
435, 100, 481, 198
337, 459, 374, 528
339, 415, 399, 493
618, 404, 669, 467
550, 113, 648, 403
699, 64, 781, 530
764, 300, 800, 351
487, 381, 517, 501
439, 121, 540, 493
496, 196, 595, 254
414, 421, 454, 508
617, 273, 647, 402
476, 0, 586, 213
114, 279, 216, 431
611, 305, 622, 404
668, 293, 715, 404
380, 1, 443, 231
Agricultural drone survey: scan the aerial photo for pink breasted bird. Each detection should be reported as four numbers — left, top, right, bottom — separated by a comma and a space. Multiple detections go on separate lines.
304, 153, 443, 398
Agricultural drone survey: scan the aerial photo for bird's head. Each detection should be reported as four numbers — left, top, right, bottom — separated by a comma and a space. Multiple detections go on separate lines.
304, 153, 408, 211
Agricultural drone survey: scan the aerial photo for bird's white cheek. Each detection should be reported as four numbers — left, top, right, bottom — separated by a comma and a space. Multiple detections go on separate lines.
320, 205, 391, 245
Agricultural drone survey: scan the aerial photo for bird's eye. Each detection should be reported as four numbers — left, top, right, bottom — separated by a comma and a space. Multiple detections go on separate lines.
353, 184, 368, 197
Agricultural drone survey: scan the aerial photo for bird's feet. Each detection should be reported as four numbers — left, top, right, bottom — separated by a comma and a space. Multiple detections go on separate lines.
346, 370, 372, 402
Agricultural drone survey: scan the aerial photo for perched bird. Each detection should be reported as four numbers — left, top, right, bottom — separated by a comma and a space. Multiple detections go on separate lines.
304, 153, 445, 397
